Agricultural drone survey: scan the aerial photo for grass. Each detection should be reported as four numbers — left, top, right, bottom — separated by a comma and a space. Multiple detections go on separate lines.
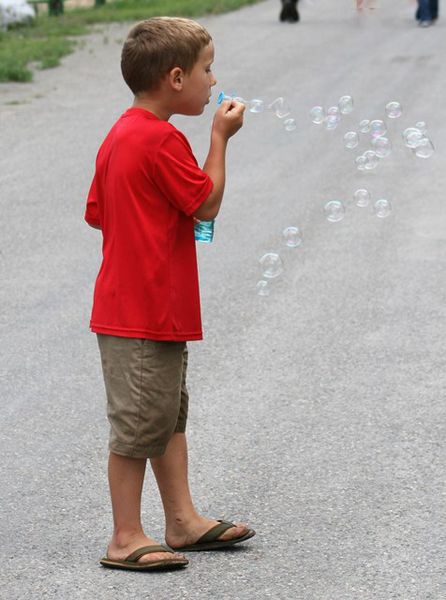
0, 0, 262, 82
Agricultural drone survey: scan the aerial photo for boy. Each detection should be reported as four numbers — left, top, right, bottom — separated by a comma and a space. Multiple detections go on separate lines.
85, 17, 255, 571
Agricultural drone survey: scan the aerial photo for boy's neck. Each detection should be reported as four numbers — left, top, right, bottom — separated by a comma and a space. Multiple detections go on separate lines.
132, 96, 172, 122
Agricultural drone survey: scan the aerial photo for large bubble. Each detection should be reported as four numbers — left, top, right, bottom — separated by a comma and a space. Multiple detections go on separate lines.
310, 106, 326, 124
385, 101, 402, 119
259, 253, 284, 278
338, 95, 354, 115
371, 136, 392, 158
373, 198, 392, 218
344, 131, 359, 149
324, 200, 346, 223
283, 226, 303, 247
353, 188, 371, 208
268, 97, 291, 119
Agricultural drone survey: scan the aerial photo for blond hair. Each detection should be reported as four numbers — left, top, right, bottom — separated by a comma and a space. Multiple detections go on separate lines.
121, 17, 212, 95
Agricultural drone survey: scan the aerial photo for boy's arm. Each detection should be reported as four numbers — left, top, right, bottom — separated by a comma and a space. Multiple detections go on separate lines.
193, 100, 245, 221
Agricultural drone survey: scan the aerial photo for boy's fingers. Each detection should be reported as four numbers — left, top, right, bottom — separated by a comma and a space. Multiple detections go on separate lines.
219, 99, 245, 115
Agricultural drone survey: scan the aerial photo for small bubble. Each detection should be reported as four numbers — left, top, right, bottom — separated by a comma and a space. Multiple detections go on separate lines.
268, 97, 291, 119
326, 107, 341, 130
355, 155, 368, 171
363, 150, 380, 170
283, 226, 303, 247
353, 188, 371, 207
256, 280, 270, 296
415, 121, 428, 135
310, 106, 326, 124
373, 198, 392, 218
324, 200, 346, 223
370, 119, 387, 138
402, 127, 423, 148
371, 136, 392, 158
414, 137, 435, 158
283, 118, 297, 132
338, 95, 354, 115
249, 99, 265, 113
385, 101, 402, 119
344, 131, 359, 149
359, 119, 371, 134
259, 253, 284, 278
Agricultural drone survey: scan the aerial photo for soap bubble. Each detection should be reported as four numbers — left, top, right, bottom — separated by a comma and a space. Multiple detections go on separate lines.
402, 127, 423, 148
353, 188, 371, 207
385, 101, 402, 119
363, 150, 380, 170
371, 136, 392, 158
249, 99, 265, 114
324, 200, 346, 223
283, 226, 303, 247
355, 155, 367, 171
259, 253, 284, 278
373, 198, 392, 218
283, 118, 297, 132
359, 119, 371, 134
233, 96, 247, 105
310, 106, 326, 124
268, 97, 291, 119
338, 95, 354, 115
344, 131, 359, 149
256, 280, 270, 296
370, 119, 387, 138
415, 121, 428, 135
326, 106, 341, 130
414, 137, 435, 158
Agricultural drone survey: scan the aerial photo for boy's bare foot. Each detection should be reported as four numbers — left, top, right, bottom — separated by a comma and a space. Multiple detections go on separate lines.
107, 532, 187, 564
165, 516, 251, 549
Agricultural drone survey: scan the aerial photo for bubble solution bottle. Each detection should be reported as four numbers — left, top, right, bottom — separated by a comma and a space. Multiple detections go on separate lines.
194, 219, 215, 243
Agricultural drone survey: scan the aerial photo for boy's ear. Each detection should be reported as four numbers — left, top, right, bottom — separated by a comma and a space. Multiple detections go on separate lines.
169, 67, 185, 91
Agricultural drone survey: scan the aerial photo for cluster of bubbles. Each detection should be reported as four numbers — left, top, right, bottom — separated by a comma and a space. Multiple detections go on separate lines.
256, 226, 303, 296
310, 95, 355, 130
313, 99, 436, 172
324, 189, 392, 223
402, 122, 435, 159
217, 92, 296, 132
343, 102, 400, 171
216, 91, 435, 296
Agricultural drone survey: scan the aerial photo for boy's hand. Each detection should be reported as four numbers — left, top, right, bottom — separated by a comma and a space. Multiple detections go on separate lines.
212, 100, 245, 141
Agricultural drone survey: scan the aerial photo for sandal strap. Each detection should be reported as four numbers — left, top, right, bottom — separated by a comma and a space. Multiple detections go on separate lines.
196, 520, 235, 544
125, 545, 172, 563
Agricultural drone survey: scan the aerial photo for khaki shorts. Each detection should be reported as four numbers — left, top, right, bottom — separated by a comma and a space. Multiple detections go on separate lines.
97, 334, 189, 458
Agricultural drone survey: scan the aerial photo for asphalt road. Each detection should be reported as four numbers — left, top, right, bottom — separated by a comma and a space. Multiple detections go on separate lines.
1, 1, 445, 598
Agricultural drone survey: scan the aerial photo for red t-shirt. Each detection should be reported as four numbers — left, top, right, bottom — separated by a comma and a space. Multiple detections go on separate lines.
85, 108, 213, 341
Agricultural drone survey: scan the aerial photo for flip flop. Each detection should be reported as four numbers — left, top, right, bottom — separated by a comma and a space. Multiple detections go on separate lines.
100, 544, 189, 571
173, 520, 256, 552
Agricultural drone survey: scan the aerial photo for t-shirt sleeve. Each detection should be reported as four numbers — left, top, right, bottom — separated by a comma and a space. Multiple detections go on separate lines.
153, 130, 213, 216
84, 174, 101, 227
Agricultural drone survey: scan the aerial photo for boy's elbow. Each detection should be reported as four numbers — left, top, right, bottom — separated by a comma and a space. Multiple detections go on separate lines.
193, 204, 219, 221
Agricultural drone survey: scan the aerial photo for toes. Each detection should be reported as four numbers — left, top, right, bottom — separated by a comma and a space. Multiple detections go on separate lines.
138, 551, 185, 564
219, 523, 249, 541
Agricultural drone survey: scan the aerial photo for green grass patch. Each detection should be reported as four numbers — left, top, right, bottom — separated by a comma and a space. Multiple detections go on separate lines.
0, 0, 262, 83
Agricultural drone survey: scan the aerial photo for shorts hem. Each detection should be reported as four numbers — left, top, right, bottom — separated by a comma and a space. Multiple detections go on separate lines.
109, 442, 167, 459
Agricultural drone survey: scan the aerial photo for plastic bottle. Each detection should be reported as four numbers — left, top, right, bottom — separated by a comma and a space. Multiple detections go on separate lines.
194, 220, 215, 243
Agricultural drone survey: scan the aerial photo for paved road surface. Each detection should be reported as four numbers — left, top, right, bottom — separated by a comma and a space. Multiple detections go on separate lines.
1, 1, 445, 598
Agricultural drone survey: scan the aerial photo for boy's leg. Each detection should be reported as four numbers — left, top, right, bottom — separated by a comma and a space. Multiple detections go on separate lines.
150, 432, 249, 549
106, 451, 186, 563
